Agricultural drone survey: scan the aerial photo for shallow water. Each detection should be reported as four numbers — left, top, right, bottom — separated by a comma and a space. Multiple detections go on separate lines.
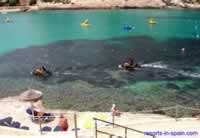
0, 10, 200, 114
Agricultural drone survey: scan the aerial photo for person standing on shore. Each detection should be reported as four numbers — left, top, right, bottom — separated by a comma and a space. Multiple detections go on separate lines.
111, 104, 122, 116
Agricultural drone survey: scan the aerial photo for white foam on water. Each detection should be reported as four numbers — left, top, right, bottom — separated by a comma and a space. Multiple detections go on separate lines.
177, 70, 200, 78
141, 61, 168, 69
54, 71, 78, 76
118, 64, 122, 69
141, 61, 200, 79
62, 71, 74, 75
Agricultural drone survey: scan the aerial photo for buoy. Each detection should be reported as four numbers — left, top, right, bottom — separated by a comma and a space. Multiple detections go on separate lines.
181, 48, 185, 53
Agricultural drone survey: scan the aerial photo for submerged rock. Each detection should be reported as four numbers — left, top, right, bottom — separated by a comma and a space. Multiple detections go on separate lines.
166, 83, 180, 90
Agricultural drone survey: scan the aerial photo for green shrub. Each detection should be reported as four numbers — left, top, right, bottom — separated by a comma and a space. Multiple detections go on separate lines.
0, 0, 8, 6
62, 0, 70, 4
9, 0, 18, 6
42, 0, 70, 3
42, 0, 53, 2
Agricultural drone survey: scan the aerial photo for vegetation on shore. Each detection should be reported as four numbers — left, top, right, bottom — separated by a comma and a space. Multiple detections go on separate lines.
0, 0, 19, 6
0, 0, 36, 6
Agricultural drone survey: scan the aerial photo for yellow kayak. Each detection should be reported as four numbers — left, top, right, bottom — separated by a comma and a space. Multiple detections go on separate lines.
149, 19, 156, 24
81, 22, 91, 27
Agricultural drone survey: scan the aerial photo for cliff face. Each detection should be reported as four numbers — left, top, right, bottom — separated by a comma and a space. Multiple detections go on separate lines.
38, 0, 200, 9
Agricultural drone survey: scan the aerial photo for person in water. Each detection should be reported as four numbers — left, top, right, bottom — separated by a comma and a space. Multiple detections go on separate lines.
35, 66, 45, 74
84, 19, 89, 24
41, 66, 47, 72
120, 57, 140, 71
33, 66, 51, 77
123, 60, 132, 67
5, 17, 11, 23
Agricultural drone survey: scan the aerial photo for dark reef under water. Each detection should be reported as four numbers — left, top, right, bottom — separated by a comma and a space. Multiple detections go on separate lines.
0, 35, 200, 116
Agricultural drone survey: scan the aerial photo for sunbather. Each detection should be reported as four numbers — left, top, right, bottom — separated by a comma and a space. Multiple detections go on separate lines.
58, 114, 68, 131
26, 108, 54, 123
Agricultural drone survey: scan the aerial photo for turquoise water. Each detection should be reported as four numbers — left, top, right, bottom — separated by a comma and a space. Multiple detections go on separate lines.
0, 9, 200, 54
0, 10, 200, 114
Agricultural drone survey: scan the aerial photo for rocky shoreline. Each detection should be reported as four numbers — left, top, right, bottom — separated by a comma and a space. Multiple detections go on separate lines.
1, 0, 200, 12
0, 6, 38, 13
36, 0, 200, 10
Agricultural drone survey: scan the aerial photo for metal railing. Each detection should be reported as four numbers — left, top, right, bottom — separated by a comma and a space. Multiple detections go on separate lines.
28, 104, 200, 137
93, 117, 156, 138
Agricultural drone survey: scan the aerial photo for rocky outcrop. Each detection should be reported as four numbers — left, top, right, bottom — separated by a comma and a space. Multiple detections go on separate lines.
162, 0, 200, 8
37, 0, 200, 9
125, 0, 166, 8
